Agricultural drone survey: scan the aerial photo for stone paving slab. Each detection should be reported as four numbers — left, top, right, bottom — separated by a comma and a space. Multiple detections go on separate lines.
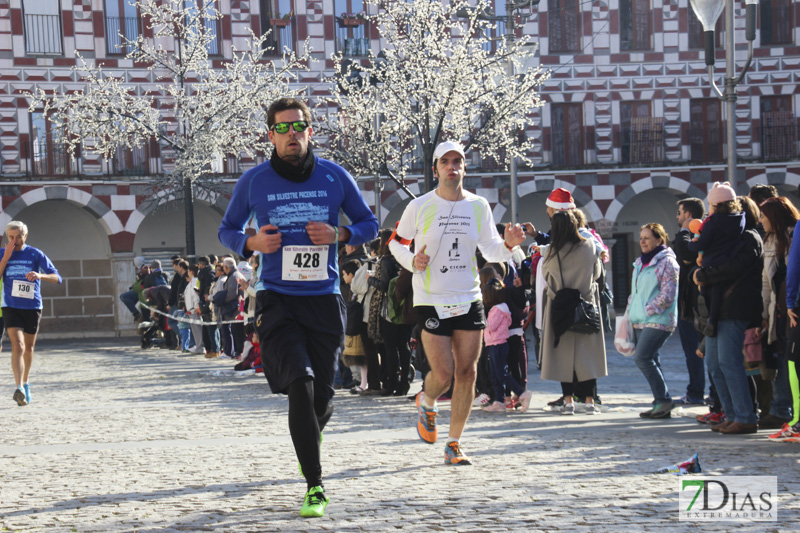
1, 336, 798, 532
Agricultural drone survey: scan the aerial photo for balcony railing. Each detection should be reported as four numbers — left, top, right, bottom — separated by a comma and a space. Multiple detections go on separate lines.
623, 117, 665, 164
105, 17, 140, 54
552, 132, 583, 167
762, 111, 797, 161
112, 145, 150, 176
26, 138, 70, 177
336, 18, 370, 57
264, 20, 294, 55
24, 14, 63, 55
205, 18, 220, 55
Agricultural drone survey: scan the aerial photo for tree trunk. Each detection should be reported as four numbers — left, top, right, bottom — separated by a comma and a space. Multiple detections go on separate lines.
183, 176, 196, 261
423, 143, 435, 193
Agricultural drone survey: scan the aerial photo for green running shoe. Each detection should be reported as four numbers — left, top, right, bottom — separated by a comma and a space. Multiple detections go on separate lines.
300, 485, 329, 518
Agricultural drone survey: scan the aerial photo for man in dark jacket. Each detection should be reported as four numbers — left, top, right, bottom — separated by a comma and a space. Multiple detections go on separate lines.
694, 220, 763, 434
672, 198, 705, 405
196, 255, 219, 357
141, 260, 169, 289
166, 257, 188, 350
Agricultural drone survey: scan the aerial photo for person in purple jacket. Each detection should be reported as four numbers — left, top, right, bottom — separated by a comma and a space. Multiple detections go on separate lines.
0, 221, 62, 407
218, 97, 378, 518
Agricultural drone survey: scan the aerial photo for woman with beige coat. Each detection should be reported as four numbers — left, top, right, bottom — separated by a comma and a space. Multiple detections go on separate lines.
540, 210, 607, 415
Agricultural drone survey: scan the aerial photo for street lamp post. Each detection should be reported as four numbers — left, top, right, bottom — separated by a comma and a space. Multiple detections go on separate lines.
689, 0, 757, 193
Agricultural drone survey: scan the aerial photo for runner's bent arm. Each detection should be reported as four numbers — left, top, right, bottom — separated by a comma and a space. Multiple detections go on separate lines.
388, 198, 418, 272
0, 242, 13, 279
331, 163, 379, 245
34, 250, 63, 284
27, 272, 60, 284
218, 170, 258, 257
476, 204, 514, 263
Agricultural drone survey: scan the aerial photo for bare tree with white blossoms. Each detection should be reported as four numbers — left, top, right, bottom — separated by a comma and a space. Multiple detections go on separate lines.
28, 0, 312, 257
317, 0, 550, 195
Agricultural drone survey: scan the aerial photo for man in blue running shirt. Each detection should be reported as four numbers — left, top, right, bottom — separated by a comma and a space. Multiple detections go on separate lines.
219, 97, 378, 518
0, 221, 62, 407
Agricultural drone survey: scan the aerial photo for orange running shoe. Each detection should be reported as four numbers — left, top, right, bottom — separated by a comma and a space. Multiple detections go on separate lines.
416, 392, 438, 444
444, 441, 472, 465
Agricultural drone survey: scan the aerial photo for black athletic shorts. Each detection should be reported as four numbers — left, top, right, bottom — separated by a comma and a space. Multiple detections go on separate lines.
254, 290, 345, 400
415, 300, 486, 337
2, 307, 42, 335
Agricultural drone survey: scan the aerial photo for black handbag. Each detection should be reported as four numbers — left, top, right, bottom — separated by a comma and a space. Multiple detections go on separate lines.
557, 250, 601, 335
345, 298, 363, 337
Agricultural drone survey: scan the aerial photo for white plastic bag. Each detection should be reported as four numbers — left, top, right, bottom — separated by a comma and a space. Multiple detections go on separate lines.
614, 310, 636, 357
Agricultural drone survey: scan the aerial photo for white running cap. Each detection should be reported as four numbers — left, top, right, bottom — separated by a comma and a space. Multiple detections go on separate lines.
433, 141, 466, 161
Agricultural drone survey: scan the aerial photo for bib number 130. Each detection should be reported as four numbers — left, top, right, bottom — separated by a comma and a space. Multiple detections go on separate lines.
282, 245, 328, 281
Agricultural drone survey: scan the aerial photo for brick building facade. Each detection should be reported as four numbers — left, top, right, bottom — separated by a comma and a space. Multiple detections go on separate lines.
0, 0, 798, 334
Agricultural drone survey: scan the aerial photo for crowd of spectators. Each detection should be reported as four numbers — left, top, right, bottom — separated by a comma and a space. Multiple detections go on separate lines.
121, 182, 800, 442
122, 253, 259, 367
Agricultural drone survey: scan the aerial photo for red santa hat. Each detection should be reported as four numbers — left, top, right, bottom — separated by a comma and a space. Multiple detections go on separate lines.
546, 187, 575, 210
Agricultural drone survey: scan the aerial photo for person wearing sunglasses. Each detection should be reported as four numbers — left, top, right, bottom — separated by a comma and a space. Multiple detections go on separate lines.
218, 97, 378, 518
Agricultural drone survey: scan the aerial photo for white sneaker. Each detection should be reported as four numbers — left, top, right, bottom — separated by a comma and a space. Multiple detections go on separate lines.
473, 393, 491, 407
561, 403, 575, 415
517, 390, 533, 413
482, 401, 506, 413
584, 403, 601, 415
189, 345, 204, 354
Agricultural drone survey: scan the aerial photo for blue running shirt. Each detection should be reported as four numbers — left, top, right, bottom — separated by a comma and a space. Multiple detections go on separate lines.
1, 245, 62, 310
218, 156, 378, 296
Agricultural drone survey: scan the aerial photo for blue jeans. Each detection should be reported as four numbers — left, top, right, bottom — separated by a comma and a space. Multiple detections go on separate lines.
173, 310, 193, 350
705, 319, 757, 425
677, 318, 705, 398
770, 353, 793, 420
487, 343, 524, 401
120, 290, 139, 316
202, 324, 219, 353
167, 307, 182, 338
633, 327, 673, 404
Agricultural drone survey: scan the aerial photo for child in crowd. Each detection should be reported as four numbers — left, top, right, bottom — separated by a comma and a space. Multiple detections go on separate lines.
234, 324, 261, 372
480, 267, 532, 413
688, 182, 745, 336
340, 260, 368, 392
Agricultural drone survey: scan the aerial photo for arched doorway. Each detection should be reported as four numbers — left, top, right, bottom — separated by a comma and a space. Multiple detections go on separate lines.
499, 191, 552, 230
134, 200, 230, 261
381, 197, 413, 230
609, 188, 686, 308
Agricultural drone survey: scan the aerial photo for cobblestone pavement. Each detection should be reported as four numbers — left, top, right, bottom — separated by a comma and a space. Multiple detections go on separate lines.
1, 334, 798, 532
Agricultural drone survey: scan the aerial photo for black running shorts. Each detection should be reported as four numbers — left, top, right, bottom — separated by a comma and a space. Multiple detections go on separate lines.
415, 300, 486, 337
2, 307, 42, 335
254, 290, 345, 400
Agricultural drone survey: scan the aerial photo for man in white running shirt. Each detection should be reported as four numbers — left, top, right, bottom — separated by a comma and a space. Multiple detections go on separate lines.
389, 141, 526, 465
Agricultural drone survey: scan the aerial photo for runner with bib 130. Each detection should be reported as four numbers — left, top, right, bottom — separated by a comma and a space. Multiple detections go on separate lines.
388, 141, 526, 466
0, 221, 62, 407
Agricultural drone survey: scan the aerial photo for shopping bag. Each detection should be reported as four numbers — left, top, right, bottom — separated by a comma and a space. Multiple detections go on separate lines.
614, 310, 636, 357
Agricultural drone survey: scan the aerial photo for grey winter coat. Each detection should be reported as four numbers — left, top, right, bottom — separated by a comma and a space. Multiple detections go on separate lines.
540, 239, 608, 383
